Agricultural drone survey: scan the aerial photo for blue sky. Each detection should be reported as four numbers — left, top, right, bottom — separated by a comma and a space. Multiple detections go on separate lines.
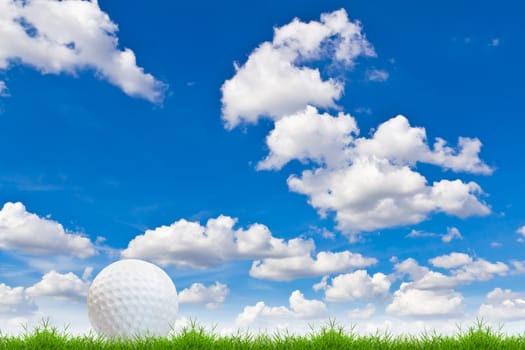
0, 0, 524, 335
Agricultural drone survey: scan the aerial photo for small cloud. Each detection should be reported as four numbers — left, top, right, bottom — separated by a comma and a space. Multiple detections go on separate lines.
516, 226, 525, 236
489, 38, 500, 47
366, 69, 389, 82
355, 107, 372, 115
308, 226, 335, 240
406, 229, 438, 239
464, 37, 472, 44
0, 81, 9, 97
490, 242, 502, 248
441, 227, 462, 243
312, 275, 329, 292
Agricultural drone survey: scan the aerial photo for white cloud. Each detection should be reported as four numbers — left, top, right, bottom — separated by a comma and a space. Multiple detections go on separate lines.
289, 156, 490, 235
353, 115, 493, 174
122, 215, 314, 268
0, 283, 36, 315
249, 251, 377, 281
517, 226, 525, 236
25, 270, 89, 302
178, 282, 229, 309
406, 229, 438, 238
235, 290, 326, 326
386, 282, 463, 317
0, 0, 165, 102
323, 270, 391, 302
347, 303, 376, 319
257, 106, 358, 170
221, 8, 493, 239
441, 227, 463, 243
312, 275, 329, 292
366, 69, 389, 82
0, 202, 96, 258
395, 255, 508, 290
453, 259, 508, 283
429, 252, 472, 269
478, 288, 525, 321
221, 9, 375, 128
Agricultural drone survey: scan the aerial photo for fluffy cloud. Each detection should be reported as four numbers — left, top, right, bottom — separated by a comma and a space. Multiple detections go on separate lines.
517, 226, 525, 236
249, 251, 377, 281
353, 115, 493, 174
441, 227, 463, 243
122, 215, 314, 268
0, 0, 165, 102
478, 288, 525, 321
221, 8, 493, 238
429, 252, 472, 269
394, 254, 508, 290
0, 283, 36, 315
257, 106, 358, 170
282, 116, 491, 236
25, 270, 89, 302
178, 282, 229, 309
321, 270, 391, 302
0, 202, 96, 258
386, 283, 463, 317
221, 9, 375, 128
289, 157, 490, 235
235, 290, 326, 326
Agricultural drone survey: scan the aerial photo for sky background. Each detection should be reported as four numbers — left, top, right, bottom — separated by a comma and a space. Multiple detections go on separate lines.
0, 0, 524, 336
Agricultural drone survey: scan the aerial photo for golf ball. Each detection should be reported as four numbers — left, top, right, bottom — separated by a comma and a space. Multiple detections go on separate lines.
87, 259, 178, 338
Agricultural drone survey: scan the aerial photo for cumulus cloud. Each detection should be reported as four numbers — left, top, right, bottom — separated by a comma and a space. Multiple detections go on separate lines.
386, 282, 463, 317
353, 116, 493, 174
25, 270, 89, 302
122, 215, 314, 268
221, 8, 493, 238
0, 0, 165, 102
321, 270, 391, 302
478, 288, 525, 321
517, 226, 525, 236
221, 9, 375, 128
178, 282, 229, 309
235, 290, 326, 326
289, 157, 490, 235
249, 251, 377, 281
366, 69, 389, 82
394, 254, 508, 290
257, 106, 358, 170
0, 283, 36, 315
429, 252, 472, 269
0, 202, 96, 258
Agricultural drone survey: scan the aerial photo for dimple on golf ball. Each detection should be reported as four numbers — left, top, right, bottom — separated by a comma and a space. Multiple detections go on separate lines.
87, 259, 178, 338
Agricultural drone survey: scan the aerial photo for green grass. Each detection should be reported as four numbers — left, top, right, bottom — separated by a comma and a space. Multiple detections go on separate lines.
2, 319, 525, 349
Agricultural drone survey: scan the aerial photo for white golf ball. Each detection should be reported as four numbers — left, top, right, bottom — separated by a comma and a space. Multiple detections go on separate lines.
87, 259, 178, 338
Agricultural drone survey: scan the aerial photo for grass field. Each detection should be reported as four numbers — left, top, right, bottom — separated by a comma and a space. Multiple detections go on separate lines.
1, 319, 525, 349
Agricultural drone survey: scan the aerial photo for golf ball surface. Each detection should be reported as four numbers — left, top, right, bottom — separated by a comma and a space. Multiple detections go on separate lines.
87, 259, 178, 338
